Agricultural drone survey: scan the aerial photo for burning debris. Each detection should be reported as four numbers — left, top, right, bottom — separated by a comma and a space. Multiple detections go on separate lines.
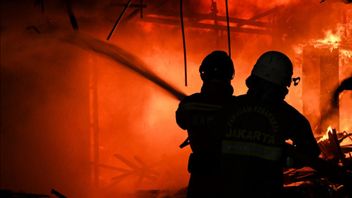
318, 127, 352, 162
282, 126, 352, 197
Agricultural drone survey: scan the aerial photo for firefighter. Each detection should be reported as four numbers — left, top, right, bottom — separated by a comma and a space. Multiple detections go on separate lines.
221, 51, 321, 197
176, 50, 235, 198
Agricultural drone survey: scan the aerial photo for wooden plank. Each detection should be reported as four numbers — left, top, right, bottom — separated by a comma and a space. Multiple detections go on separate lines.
143, 16, 271, 35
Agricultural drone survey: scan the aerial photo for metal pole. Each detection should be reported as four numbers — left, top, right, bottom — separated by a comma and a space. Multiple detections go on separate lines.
107, 0, 133, 40
180, 0, 188, 86
225, 0, 231, 57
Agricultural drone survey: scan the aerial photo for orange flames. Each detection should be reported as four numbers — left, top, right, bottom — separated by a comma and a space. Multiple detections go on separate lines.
312, 29, 342, 49
318, 126, 334, 142
2, 1, 352, 198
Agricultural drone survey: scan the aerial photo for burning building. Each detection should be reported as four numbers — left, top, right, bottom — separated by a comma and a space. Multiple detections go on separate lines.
1, 0, 352, 198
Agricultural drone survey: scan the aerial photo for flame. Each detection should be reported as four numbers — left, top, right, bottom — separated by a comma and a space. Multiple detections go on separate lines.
314, 30, 341, 49
319, 30, 341, 44
292, 44, 304, 55
318, 126, 333, 142
341, 49, 352, 58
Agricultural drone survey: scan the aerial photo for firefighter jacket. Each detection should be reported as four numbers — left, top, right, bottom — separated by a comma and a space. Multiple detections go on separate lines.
221, 94, 321, 198
176, 81, 234, 197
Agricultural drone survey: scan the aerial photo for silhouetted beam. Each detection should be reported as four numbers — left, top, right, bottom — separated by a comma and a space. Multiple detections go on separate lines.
0, 190, 49, 198
321, 0, 352, 3
145, 13, 271, 27
237, 7, 279, 28
225, 0, 231, 57
65, 0, 79, 30
124, 8, 140, 22
107, 0, 132, 40
250, 7, 279, 20
208, 15, 270, 27
109, 3, 147, 8
180, 0, 188, 86
51, 189, 67, 198
64, 33, 186, 101
143, 17, 271, 35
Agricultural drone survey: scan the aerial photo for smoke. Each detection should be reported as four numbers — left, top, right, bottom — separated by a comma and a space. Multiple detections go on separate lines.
318, 76, 352, 132
1, 32, 91, 198
2, 0, 352, 197
63, 32, 186, 100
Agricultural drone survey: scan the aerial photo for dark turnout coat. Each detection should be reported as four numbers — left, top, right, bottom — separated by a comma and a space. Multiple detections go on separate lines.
176, 82, 233, 198
221, 94, 320, 197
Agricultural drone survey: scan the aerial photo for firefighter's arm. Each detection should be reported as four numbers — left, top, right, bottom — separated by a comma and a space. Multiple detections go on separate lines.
176, 97, 194, 130
292, 116, 321, 159
285, 143, 342, 176
176, 105, 188, 130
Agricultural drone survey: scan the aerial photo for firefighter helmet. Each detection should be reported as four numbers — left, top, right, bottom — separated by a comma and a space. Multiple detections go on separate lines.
251, 51, 293, 88
199, 51, 234, 81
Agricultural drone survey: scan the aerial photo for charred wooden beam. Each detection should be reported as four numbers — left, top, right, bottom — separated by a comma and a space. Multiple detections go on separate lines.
237, 7, 279, 28
65, 0, 79, 31
0, 189, 49, 198
51, 189, 67, 198
124, 8, 141, 22
148, 13, 271, 28
143, 16, 271, 35
109, 3, 147, 8
107, 0, 133, 40
180, 0, 188, 86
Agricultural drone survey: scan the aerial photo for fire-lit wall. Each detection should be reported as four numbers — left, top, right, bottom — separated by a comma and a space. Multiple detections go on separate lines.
302, 46, 340, 134
0, 33, 92, 196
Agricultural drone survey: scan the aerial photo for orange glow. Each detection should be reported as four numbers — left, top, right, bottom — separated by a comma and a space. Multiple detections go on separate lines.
2, 1, 352, 198
200, 0, 299, 17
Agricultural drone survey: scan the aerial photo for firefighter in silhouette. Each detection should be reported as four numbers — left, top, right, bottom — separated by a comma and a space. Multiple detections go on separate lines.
176, 51, 234, 198
221, 51, 321, 197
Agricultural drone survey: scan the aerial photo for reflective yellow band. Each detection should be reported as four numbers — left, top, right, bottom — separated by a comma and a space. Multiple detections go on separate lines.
222, 140, 283, 161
